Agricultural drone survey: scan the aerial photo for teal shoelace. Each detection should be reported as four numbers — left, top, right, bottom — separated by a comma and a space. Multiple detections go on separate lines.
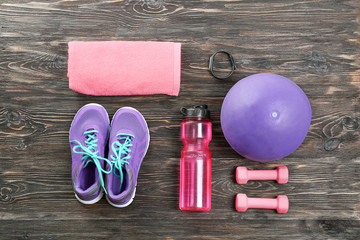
70, 129, 112, 194
110, 133, 135, 190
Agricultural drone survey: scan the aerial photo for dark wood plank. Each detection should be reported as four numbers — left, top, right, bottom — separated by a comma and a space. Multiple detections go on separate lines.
1, 219, 360, 239
0, 0, 359, 239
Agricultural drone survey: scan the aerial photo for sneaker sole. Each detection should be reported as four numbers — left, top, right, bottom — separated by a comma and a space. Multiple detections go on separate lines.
106, 107, 150, 208
75, 189, 104, 205
106, 187, 136, 208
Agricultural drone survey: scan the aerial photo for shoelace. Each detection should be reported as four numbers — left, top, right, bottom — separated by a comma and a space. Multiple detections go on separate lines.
110, 133, 135, 191
70, 129, 112, 194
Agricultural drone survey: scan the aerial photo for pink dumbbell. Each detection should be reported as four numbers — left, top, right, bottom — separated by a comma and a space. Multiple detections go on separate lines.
236, 193, 289, 213
236, 166, 288, 184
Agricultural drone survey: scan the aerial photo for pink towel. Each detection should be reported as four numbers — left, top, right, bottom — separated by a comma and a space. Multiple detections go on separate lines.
68, 41, 181, 96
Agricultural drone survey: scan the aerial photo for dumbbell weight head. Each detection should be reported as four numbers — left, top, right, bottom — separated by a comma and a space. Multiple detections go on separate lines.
235, 193, 249, 212
276, 195, 289, 213
276, 166, 289, 184
236, 167, 249, 184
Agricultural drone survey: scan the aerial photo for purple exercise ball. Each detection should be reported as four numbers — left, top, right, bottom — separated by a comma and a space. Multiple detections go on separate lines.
221, 73, 312, 162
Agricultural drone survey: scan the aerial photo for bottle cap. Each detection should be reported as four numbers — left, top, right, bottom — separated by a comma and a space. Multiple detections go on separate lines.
180, 105, 210, 119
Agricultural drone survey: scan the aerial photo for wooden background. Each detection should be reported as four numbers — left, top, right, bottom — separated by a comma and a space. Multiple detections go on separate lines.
0, 0, 359, 239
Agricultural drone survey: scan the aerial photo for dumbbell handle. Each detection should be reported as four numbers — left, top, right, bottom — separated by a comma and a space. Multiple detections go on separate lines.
246, 197, 278, 209
247, 170, 278, 180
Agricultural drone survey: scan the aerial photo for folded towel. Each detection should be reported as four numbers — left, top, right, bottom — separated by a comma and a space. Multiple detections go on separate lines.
68, 41, 181, 96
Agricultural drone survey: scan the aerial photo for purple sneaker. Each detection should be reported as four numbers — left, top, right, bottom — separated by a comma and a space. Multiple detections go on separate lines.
69, 104, 112, 204
106, 107, 150, 207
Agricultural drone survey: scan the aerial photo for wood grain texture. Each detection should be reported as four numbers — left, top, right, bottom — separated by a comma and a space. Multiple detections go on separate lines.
0, 0, 359, 239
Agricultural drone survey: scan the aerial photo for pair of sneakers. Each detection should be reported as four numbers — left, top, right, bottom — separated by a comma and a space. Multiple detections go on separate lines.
69, 104, 150, 207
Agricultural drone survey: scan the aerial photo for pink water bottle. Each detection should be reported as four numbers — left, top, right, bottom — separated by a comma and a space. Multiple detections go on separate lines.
180, 105, 212, 211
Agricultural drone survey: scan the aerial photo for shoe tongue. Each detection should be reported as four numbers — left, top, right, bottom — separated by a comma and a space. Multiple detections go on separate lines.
111, 166, 130, 196
116, 129, 135, 143
113, 130, 135, 158
86, 127, 99, 134
85, 127, 98, 137
84, 128, 98, 151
